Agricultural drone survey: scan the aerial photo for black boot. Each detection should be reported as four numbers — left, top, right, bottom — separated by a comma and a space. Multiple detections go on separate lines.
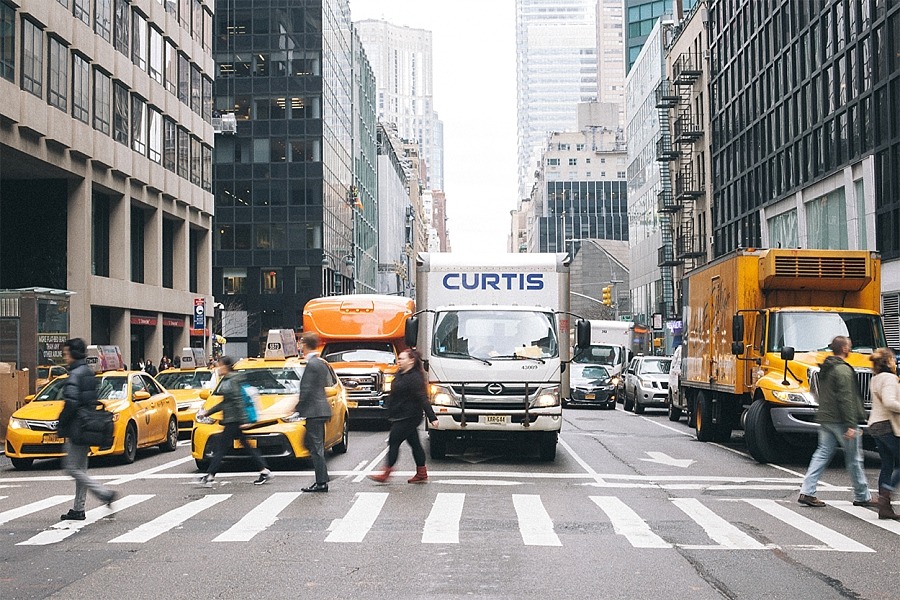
60, 509, 86, 521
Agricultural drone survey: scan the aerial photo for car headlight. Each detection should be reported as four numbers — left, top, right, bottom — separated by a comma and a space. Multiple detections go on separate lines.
195, 414, 218, 425
609, 377, 621, 387
384, 374, 394, 392
429, 384, 458, 407
531, 386, 560, 408
178, 400, 203, 411
772, 390, 817, 405
281, 412, 305, 423
9, 417, 28, 430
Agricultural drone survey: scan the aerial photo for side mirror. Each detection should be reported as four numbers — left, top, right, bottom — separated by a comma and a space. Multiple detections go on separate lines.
199, 389, 211, 400
780, 346, 795, 361
575, 319, 591, 350
404, 316, 419, 348
732, 341, 745, 355
326, 387, 338, 398
24, 394, 35, 402
731, 314, 744, 343
133, 391, 151, 401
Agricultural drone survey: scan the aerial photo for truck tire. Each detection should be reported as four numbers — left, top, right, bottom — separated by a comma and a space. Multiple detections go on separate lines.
694, 391, 718, 442
539, 432, 557, 461
745, 398, 783, 464
429, 430, 447, 460
667, 395, 682, 421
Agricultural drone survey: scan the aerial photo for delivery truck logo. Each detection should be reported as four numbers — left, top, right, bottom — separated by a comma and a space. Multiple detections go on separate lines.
442, 273, 545, 291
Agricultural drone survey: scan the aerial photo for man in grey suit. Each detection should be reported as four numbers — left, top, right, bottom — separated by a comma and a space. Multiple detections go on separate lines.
296, 331, 332, 492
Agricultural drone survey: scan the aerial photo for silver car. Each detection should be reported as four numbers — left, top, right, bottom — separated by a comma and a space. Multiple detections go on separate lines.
623, 356, 672, 414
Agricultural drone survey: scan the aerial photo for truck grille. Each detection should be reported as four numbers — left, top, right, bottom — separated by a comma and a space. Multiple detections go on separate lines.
338, 373, 382, 398
774, 256, 868, 279
809, 368, 873, 409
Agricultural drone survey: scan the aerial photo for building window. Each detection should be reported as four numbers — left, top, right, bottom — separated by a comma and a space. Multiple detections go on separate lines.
190, 63, 200, 113
576, 144, 585, 151
190, 136, 201, 185
768, 209, 798, 249
806, 188, 848, 250
164, 38, 176, 94
179, 0, 190, 28
148, 107, 162, 163
223, 268, 247, 295
177, 52, 188, 104
131, 9, 147, 71
165, 0, 176, 17
202, 76, 212, 121
131, 207, 145, 283
92, 193, 110, 277
855, 179, 867, 249
189, 229, 200, 293
93, 68, 110, 134
113, 0, 128, 55
547, 158, 559, 166
0, 2, 14, 82
568, 158, 577, 166
162, 219, 174, 289
177, 127, 188, 178
47, 37, 67, 111
94, 0, 111, 42
72, 53, 90, 123
192, 0, 202, 41
21, 19, 42, 97
261, 269, 282, 294
148, 26, 162, 83
131, 95, 146, 155
112, 82, 128, 144
163, 117, 176, 171
74, 0, 91, 26
202, 144, 211, 191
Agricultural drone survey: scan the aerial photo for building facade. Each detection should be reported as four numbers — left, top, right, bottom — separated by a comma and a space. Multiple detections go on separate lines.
625, 0, 693, 71
375, 123, 414, 297
0, 0, 216, 368
569, 239, 631, 319
351, 27, 378, 294
595, 0, 626, 125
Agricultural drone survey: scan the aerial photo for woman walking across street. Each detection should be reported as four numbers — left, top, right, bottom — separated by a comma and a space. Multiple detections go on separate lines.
370, 348, 439, 483
867, 348, 900, 519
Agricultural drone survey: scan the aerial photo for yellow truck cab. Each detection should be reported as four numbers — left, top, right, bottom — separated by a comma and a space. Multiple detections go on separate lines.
5, 345, 178, 469
677, 249, 884, 463
191, 329, 349, 470
156, 347, 217, 434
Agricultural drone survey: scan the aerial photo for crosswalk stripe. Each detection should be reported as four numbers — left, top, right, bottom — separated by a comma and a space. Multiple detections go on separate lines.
590, 496, 671, 548
0, 495, 73, 527
109, 494, 231, 544
671, 498, 767, 550
213, 492, 302, 542
512, 494, 561, 547
831, 501, 900, 535
744, 499, 875, 553
17, 495, 155, 546
325, 492, 388, 543
423, 493, 465, 544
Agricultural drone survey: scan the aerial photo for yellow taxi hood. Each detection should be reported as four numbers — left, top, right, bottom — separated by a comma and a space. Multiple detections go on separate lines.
13, 400, 64, 420
202, 393, 298, 420
168, 388, 205, 402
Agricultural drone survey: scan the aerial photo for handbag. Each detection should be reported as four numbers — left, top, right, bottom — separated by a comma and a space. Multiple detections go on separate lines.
73, 403, 115, 448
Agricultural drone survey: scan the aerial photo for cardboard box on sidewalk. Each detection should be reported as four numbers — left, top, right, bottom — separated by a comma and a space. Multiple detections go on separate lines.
0, 370, 31, 445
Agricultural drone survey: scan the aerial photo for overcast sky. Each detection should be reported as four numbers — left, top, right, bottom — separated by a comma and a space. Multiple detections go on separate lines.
349, 0, 517, 254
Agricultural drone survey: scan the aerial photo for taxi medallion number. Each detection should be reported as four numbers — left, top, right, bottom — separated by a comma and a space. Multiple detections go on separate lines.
479, 415, 510, 426
234, 439, 258, 449
44, 433, 63, 443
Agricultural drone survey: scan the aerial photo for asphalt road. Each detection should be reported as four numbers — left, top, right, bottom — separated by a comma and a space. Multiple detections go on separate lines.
2, 407, 899, 600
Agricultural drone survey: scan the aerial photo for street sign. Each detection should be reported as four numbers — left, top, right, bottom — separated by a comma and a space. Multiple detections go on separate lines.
619, 315, 632, 321
193, 298, 205, 329
651, 313, 663, 330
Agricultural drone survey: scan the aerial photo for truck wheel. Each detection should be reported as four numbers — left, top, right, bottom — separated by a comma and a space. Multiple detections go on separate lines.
633, 397, 645, 414
745, 399, 783, 464
429, 431, 447, 460
694, 392, 717, 442
667, 396, 682, 421
538, 432, 557, 461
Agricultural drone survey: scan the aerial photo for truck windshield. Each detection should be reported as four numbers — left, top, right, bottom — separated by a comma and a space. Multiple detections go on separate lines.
767, 311, 886, 353
574, 345, 621, 365
432, 310, 558, 360
322, 342, 397, 365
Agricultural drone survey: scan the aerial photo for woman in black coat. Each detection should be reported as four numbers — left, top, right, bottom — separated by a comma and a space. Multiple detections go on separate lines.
370, 348, 438, 483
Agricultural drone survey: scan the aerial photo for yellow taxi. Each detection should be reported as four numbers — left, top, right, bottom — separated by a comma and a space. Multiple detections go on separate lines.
5, 346, 178, 470
191, 330, 349, 471
156, 348, 217, 435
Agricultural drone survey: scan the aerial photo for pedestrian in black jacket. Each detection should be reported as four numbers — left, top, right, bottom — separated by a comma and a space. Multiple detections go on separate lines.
58, 338, 116, 520
295, 332, 333, 492
370, 348, 439, 483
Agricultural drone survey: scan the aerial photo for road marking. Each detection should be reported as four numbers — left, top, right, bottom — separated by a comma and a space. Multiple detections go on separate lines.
0, 495, 73, 526
671, 498, 767, 550
17, 495, 154, 546
0, 496, 7, 501
353, 447, 389, 483
831, 501, 900, 535
641, 451, 694, 468
176, 440, 191, 447
435, 479, 523, 486
325, 492, 388, 543
557, 436, 602, 478
107, 455, 196, 486
109, 494, 230, 543
709, 443, 817, 481
422, 493, 465, 544
343, 460, 369, 481
639, 417, 693, 437
590, 496, 671, 548
744, 499, 875, 552
213, 492, 302, 542
512, 494, 561, 547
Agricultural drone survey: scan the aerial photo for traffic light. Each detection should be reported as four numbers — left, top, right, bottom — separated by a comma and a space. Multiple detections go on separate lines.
602, 286, 612, 306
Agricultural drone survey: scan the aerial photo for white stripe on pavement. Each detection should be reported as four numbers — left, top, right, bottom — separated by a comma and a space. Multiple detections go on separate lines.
0, 496, 7, 501
744, 499, 875, 552
590, 496, 671, 548
831, 500, 900, 535
325, 492, 388, 543
106, 455, 196, 486
213, 492, 302, 542
18, 495, 154, 546
422, 493, 465, 544
512, 494, 561, 547
353, 447, 390, 483
109, 494, 230, 543
671, 498, 767, 550
0, 495, 73, 527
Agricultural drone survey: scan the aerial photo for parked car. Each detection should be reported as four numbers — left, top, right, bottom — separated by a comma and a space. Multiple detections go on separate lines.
667, 346, 685, 422
566, 364, 618, 409
623, 356, 672, 414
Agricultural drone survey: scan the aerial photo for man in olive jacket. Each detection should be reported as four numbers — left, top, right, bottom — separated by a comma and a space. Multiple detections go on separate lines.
799, 336, 875, 507
295, 332, 332, 492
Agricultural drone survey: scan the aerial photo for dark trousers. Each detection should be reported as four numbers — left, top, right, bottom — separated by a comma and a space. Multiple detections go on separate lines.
386, 417, 426, 468
874, 432, 900, 490
208, 422, 268, 476
304, 417, 329, 484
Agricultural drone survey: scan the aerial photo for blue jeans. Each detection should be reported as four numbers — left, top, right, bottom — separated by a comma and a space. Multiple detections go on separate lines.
800, 423, 871, 501
874, 432, 900, 491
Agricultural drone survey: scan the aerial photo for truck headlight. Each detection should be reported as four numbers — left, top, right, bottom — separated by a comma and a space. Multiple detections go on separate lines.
384, 374, 394, 392
772, 390, 817, 405
430, 384, 458, 407
531, 387, 560, 408
9, 417, 28, 430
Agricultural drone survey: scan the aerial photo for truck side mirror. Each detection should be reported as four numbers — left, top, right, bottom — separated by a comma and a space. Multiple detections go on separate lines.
780, 346, 795, 361
575, 320, 591, 350
404, 316, 419, 348
731, 314, 744, 343
731, 341, 745, 355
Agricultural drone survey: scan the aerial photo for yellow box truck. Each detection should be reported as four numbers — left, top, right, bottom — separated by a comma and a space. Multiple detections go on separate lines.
676, 248, 884, 463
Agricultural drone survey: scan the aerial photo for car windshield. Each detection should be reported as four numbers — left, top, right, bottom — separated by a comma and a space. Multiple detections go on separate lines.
37, 367, 50, 378
226, 367, 305, 395
432, 310, 558, 360
639, 359, 671, 375
574, 345, 621, 365
156, 371, 213, 390
322, 342, 396, 365
580, 365, 611, 381
34, 377, 67, 400
767, 311, 886, 353
98, 377, 129, 400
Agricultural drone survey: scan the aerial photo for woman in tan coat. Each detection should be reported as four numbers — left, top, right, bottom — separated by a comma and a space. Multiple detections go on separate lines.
867, 348, 900, 520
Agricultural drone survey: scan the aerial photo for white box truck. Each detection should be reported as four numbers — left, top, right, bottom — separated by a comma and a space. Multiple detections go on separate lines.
575, 320, 634, 378
405, 252, 589, 461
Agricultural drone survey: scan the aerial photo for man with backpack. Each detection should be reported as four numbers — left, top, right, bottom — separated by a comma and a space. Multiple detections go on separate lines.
197, 356, 272, 485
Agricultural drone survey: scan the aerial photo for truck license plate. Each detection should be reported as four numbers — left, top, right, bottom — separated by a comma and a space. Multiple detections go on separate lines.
234, 439, 257, 449
480, 415, 510, 425
43, 433, 62, 443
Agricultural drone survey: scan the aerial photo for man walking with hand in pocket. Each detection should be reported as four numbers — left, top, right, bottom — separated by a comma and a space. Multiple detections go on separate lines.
295, 332, 331, 492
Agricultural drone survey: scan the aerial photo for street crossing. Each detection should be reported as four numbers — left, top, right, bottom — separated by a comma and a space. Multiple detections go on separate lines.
2, 489, 898, 552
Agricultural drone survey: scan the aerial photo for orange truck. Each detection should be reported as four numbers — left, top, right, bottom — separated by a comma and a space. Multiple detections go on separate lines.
302, 294, 415, 421
677, 248, 885, 463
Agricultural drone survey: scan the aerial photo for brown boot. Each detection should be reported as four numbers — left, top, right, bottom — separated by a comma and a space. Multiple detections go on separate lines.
407, 466, 428, 483
368, 467, 392, 483
878, 487, 900, 520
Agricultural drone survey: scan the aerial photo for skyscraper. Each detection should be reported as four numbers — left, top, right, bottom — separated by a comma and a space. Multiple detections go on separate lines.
624, 0, 694, 72
596, 0, 626, 124
516, 0, 598, 201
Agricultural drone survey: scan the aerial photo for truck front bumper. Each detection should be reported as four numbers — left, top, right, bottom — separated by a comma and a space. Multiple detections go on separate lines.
430, 408, 562, 432
770, 406, 819, 434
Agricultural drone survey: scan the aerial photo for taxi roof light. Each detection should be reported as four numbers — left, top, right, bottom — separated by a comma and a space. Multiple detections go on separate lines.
264, 329, 299, 360
86, 345, 124, 374
179, 347, 207, 370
